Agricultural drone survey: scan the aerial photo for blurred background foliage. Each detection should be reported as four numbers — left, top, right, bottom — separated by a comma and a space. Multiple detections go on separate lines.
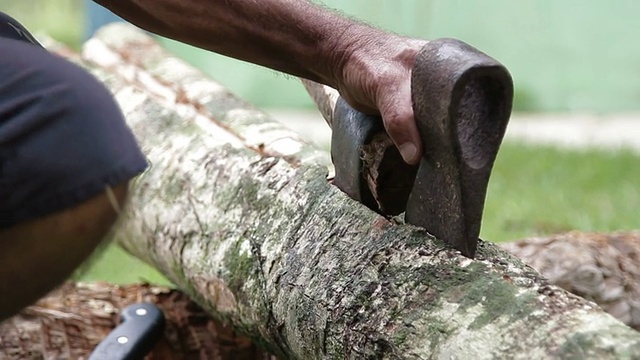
1, 0, 638, 285
2, 0, 639, 113
0, 0, 83, 48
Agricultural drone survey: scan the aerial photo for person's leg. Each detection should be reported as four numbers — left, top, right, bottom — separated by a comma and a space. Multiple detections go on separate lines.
0, 14, 147, 321
0, 184, 129, 320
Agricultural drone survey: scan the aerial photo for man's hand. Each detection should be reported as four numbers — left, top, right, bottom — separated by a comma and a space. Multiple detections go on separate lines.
329, 30, 426, 164
95, 0, 425, 164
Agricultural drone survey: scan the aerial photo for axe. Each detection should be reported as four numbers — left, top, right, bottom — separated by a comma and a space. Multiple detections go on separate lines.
303, 38, 513, 258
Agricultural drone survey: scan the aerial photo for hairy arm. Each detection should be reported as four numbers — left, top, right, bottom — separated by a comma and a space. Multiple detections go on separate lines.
94, 0, 425, 164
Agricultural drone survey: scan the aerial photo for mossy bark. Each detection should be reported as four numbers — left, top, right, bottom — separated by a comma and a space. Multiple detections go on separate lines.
74, 24, 640, 359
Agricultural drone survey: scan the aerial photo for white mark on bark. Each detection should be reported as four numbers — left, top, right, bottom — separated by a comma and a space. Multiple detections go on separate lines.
240, 240, 253, 257
83, 39, 245, 149
459, 258, 474, 268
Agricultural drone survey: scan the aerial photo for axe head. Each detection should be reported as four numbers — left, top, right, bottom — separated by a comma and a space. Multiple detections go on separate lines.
331, 98, 418, 215
330, 97, 383, 211
329, 38, 513, 259
405, 38, 513, 258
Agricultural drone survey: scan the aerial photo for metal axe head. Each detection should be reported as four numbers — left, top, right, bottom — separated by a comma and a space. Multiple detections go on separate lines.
330, 97, 418, 215
328, 38, 512, 259
405, 38, 513, 258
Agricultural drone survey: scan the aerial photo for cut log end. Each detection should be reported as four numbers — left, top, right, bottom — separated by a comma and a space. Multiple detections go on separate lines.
503, 230, 640, 331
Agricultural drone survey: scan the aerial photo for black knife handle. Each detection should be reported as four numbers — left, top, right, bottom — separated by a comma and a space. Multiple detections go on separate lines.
89, 303, 165, 360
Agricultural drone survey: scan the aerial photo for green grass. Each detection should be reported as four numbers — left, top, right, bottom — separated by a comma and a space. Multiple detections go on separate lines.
74, 143, 640, 285
481, 142, 640, 242
73, 244, 173, 286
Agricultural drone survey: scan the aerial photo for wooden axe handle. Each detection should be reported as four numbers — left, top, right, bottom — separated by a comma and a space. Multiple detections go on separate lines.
300, 79, 339, 128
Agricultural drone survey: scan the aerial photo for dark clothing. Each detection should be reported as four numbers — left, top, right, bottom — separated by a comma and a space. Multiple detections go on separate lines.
0, 12, 41, 45
0, 12, 147, 228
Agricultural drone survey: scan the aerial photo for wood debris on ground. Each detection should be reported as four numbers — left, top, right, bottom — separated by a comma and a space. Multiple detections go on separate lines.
0, 282, 276, 359
503, 231, 640, 330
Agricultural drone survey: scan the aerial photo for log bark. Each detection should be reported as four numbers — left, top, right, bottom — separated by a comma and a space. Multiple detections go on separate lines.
60, 24, 640, 359
503, 231, 640, 331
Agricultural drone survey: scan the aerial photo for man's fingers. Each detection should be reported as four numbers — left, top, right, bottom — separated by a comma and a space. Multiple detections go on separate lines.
334, 34, 426, 165
378, 80, 422, 165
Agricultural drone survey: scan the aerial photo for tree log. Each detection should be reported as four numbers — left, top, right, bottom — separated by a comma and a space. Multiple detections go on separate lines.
503, 231, 640, 331
63, 24, 640, 359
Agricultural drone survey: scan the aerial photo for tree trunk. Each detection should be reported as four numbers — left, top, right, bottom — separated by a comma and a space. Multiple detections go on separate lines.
502, 231, 640, 331
60, 24, 640, 359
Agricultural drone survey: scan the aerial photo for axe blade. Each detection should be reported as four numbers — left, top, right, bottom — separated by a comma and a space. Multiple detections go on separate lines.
330, 97, 384, 209
405, 38, 513, 258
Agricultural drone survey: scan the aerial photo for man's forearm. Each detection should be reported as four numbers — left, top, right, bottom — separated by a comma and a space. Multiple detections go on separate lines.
95, 0, 427, 164
94, 0, 374, 88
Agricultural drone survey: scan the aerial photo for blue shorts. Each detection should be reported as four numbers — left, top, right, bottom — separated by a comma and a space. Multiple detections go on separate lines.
0, 12, 148, 228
